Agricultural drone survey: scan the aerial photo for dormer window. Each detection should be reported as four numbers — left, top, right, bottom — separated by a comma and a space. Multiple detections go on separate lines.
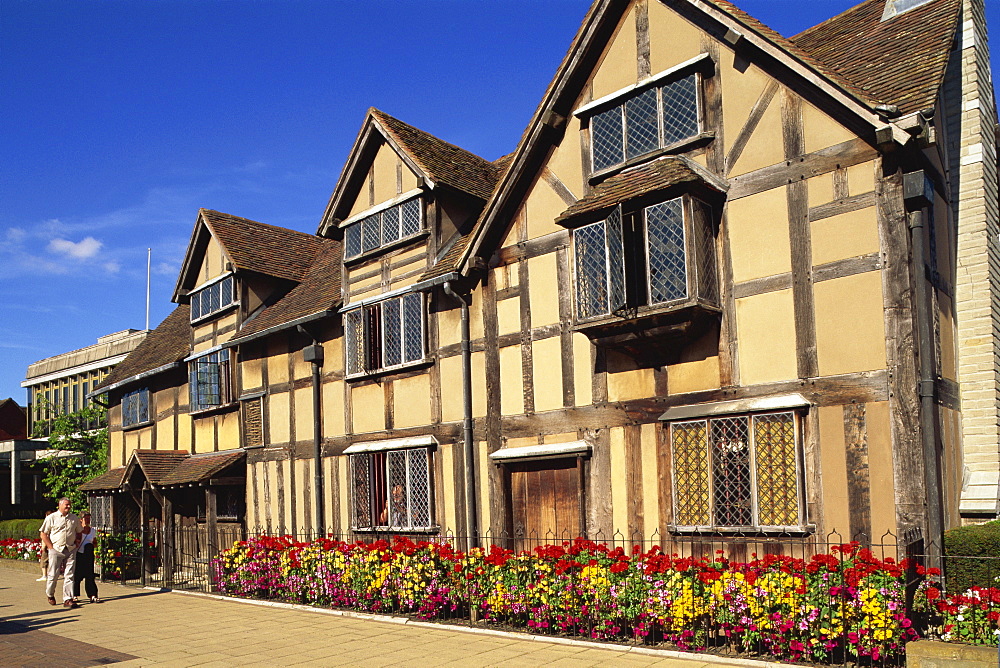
343, 196, 422, 261
189, 275, 236, 322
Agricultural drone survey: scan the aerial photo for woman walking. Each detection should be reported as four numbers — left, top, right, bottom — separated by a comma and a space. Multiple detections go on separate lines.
73, 512, 101, 603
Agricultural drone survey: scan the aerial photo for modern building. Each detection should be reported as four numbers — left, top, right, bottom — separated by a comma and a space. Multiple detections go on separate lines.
22, 329, 148, 435
85, 0, 997, 559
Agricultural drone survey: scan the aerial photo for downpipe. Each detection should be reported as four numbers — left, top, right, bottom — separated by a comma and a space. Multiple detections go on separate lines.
298, 325, 325, 538
443, 281, 479, 549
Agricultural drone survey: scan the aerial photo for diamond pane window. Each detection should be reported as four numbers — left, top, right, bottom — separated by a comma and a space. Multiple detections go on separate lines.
121, 388, 150, 427
575, 222, 611, 318
646, 198, 688, 303
592, 106, 625, 172
342, 197, 423, 260
588, 71, 701, 173
572, 196, 714, 321
344, 309, 365, 376
189, 349, 231, 412
661, 74, 700, 145
345, 223, 362, 259
381, 206, 401, 245
401, 199, 421, 237
402, 293, 423, 362
670, 410, 801, 530
189, 275, 237, 322
351, 447, 433, 530
625, 88, 660, 159
361, 213, 381, 253
343, 292, 425, 376
382, 298, 402, 368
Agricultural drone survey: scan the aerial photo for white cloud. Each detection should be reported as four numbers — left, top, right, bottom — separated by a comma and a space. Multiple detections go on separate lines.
48, 236, 103, 259
5, 227, 26, 243
103, 261, 121, 274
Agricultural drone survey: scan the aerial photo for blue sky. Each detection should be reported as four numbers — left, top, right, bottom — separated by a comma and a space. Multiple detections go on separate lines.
2, 0, 998, 403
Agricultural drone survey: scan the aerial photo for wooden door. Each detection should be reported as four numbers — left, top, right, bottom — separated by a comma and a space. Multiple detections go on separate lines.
509, 458, 582, 552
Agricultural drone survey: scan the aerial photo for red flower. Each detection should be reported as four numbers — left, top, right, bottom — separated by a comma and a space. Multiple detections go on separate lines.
925, 586, 940, 600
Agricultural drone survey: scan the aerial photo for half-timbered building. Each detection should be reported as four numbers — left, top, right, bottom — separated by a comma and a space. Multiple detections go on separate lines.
87, 0, 998, 560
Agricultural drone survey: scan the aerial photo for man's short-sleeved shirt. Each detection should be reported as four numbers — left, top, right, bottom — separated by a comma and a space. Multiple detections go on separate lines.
41, 512, 81, 551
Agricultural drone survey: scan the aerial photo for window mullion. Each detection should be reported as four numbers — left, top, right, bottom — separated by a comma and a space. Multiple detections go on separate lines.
748, 415, 761, 528
705, 417, 715, 529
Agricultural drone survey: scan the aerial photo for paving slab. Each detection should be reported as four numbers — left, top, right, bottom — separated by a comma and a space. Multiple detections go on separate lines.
2, 560, 781, 667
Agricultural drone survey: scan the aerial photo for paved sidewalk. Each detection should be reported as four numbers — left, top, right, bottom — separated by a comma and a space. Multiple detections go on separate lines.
1, 561, 764, 667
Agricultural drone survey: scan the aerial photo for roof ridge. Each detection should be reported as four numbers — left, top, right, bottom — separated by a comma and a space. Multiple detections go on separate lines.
369, 108, 495, 167
199, 208, 322, 241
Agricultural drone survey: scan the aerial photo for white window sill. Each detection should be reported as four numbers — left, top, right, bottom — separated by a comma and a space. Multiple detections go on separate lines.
345, 357, 432, 382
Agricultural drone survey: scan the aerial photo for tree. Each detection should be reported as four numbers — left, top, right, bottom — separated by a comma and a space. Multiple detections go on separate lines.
33, 399, 109, 513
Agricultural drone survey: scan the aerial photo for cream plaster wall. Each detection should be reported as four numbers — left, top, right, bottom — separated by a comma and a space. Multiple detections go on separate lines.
590, 4, 638, 99
351, 383, 384, 434
532, 336, 564, 413
393, 374, 431, 428
528, 253, 560, 327
814, 272, 887, 376
810, 207, 879, 266
268, 392, 290, 444
735, 289, 798, 385
727, 186, 790, 281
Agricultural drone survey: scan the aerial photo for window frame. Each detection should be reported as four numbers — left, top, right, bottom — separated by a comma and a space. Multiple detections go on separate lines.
343, 292, 427, 379
189, 274, 237, 323
121, 387, 151, 429
188, 349, 233, 414
586, 70, 704, 177
349, 446, 436, 532
343, 196, 424, 262
571, 194, 718, 325
667, 410, 807, 534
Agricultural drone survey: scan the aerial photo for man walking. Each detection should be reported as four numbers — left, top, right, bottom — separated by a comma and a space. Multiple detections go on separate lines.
40, 498, 82, 609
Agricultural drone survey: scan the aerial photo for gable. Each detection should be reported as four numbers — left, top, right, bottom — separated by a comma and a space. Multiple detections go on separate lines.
193, 233, 229, 288
460, 0, 923, 272
345, 139, 422, 220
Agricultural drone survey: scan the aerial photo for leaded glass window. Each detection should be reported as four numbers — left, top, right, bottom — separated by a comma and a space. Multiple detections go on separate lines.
350, 447, 433, 530
189, 350, 231, 412
121, 388, 150, 427
343, 292, 425, 376
574, 208, 626, 319
588, 71, 701, 173
645, 198, 687, 303
670, 411, 802, 530
572, 196, 715, 321
343, 197, 423, 260
189, 275, 236, 322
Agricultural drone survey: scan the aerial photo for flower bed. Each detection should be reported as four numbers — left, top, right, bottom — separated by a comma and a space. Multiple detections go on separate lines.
95, 531, 156, 580
0, 537, 42, 561
912, 566, 1000, 646
215, 536, 996, 663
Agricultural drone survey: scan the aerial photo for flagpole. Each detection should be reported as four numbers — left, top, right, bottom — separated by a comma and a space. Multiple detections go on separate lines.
146, 248, 151, 331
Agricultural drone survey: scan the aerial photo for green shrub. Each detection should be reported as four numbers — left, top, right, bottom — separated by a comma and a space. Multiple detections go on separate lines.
943, 519, 1000, 593
0, 519, 43, 540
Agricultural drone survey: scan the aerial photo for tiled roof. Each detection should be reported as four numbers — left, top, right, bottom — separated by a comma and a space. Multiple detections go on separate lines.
701, 0, 878, 106
133, 450, 190, 485
95, 305, 191, 392
371, 109, 502, 201
201, 209, 327, 283
235, 241, 343, 340
420, 234, 470, 281
555, 157, 722, 224
79, 467, 126, 492
792, 0, 961, 115
158, 450, 245, 486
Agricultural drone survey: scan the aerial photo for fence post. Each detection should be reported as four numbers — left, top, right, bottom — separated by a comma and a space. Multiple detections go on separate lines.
206, 487, 218, 591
